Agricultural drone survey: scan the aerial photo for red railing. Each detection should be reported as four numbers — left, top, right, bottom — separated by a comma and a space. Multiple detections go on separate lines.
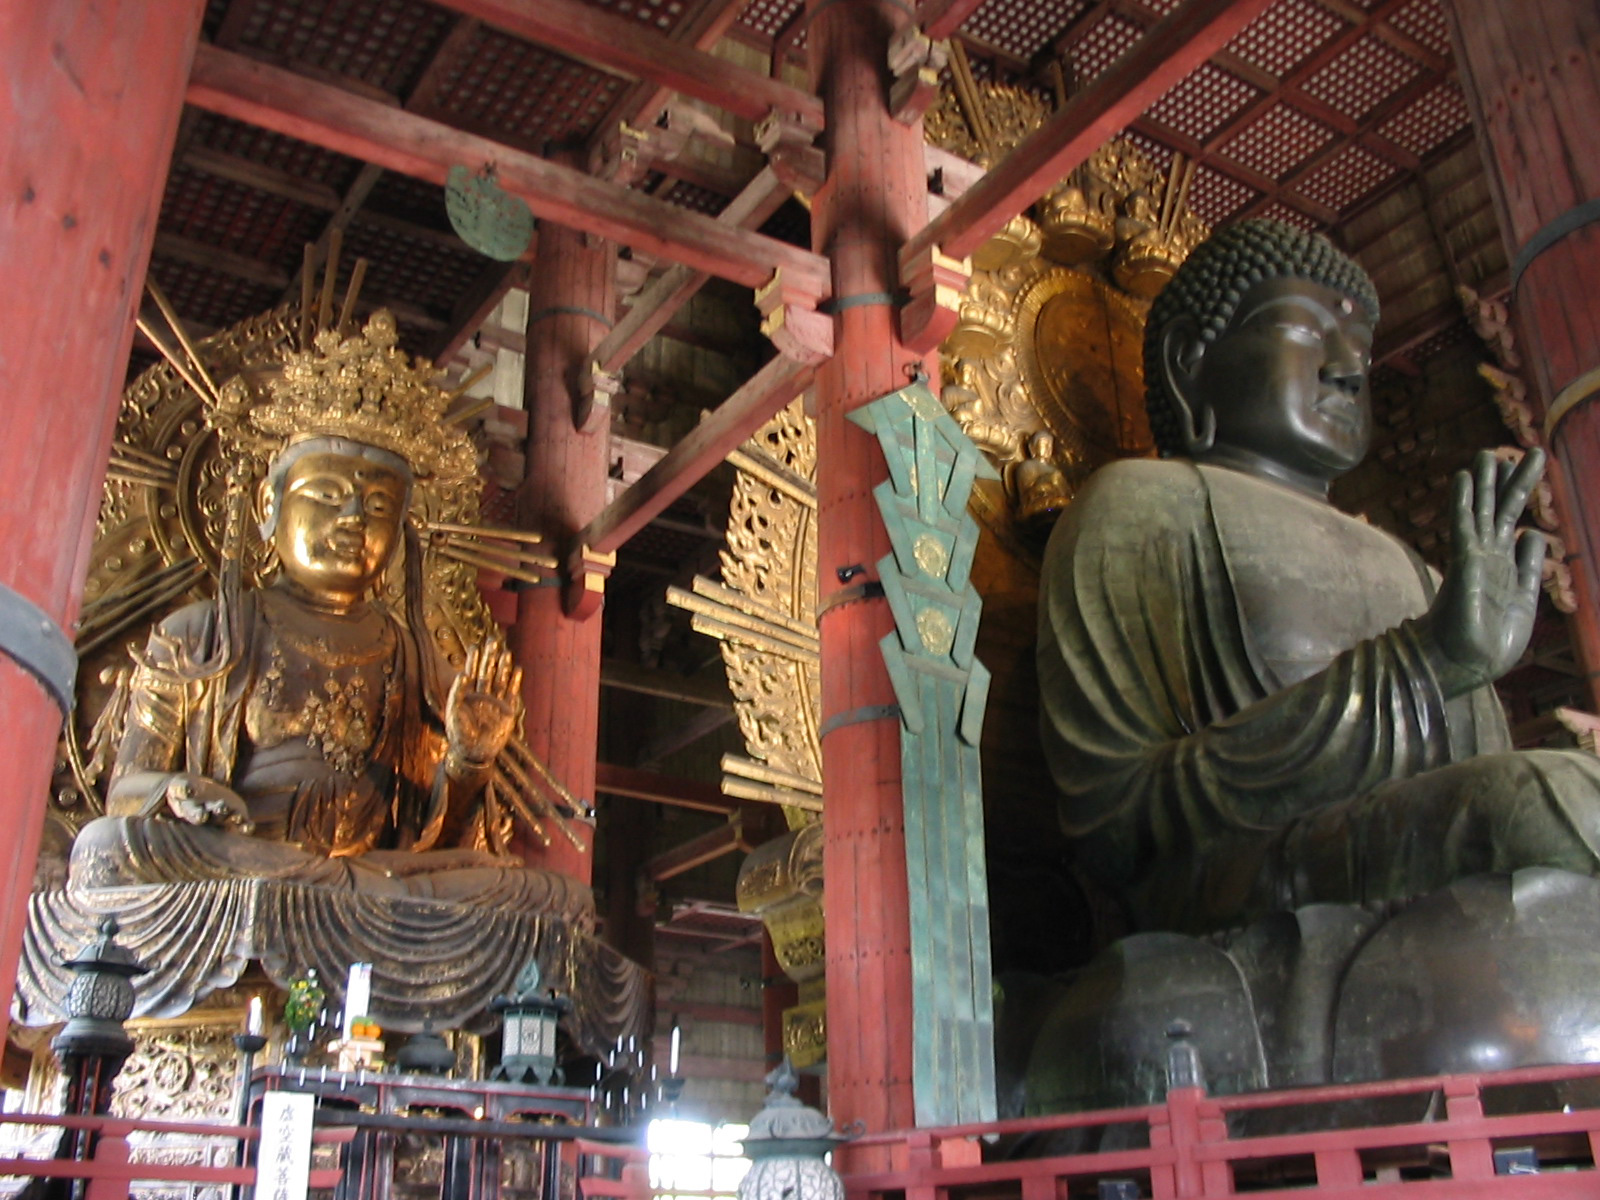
842, 1062, 1600, 1199
0, 1110, 652, 1200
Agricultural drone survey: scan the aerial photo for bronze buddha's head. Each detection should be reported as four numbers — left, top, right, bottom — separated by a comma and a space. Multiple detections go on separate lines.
261, 435, 413, 605
1144, 219, 1380, 495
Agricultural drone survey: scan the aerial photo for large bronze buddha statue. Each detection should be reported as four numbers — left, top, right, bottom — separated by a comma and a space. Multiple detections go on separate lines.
18, 312, 645, 1045
1020, 220, 1600, 1109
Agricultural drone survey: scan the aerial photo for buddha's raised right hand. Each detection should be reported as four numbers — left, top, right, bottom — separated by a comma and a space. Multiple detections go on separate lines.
1416, 447, 1546, 699
164, 773, 255, 833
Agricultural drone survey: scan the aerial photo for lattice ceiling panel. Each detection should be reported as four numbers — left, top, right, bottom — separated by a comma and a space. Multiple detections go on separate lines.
1378, 80, 1471, 157
588, 0, 691, 31
964, 0, 1091, 62
1145, 62, 1263, 145
1297, 144, 1401, 213
160, 165, 329, 269
200, 0, 232, 39
657, 179, 729, 217
1409, 320, 1471, 363
1187, 164, 1260, 224
1068, 12, 1144, 84
341, 219, 486, 318
219, 0, 456, 97
1301, 33, 1423, 120
1255, 201, 1325, 231
1225, 0, 1348, 79
429, 26, 628, 147
1389, 0, 1452, 56
1221, 103, 1339, 181
1121, 128, 1176, 174
185, 112, 367, 192
146, 255, 283, 334
737, 0, 802, 40
364, 172, 452, 230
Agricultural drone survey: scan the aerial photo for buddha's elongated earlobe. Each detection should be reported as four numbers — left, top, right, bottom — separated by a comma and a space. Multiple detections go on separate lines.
1160, 316, 1216, 456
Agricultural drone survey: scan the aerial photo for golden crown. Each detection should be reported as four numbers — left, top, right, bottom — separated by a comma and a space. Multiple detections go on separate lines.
211, 309, 477, 482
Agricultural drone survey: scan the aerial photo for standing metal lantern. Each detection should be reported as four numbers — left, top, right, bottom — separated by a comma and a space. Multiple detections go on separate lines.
737, 1059, 849, 1200
492, 960, 570, 1085
51, 917, 148, 1183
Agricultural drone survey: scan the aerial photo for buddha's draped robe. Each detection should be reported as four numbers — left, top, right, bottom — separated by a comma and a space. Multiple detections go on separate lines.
1039, 458, 1600, 930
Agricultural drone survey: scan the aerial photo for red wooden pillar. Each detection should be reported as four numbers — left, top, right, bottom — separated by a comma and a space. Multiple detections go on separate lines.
1444, 0, 1600, 705
807, 0, 930, 1160
0, 2, 203, 1011
512, 216, 614, 882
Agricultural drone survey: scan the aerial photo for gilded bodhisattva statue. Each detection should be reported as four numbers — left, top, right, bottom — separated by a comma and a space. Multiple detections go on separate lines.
19, 308, 645, 1043
1023, 220, 1600, 1107
71, 314, 586, 917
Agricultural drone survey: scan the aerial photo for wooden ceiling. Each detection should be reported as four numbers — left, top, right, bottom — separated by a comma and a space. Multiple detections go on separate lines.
147, 0, 1491, 380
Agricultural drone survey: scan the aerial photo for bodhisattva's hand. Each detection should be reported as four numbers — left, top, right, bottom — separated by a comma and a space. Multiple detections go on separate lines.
164, 774, 254, 832
1417, 447, 1546, 698
445, 640, 524, 775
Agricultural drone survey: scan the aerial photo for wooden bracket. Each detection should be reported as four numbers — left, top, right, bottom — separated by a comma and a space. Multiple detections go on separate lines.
756, 269, 834, 365
588, 120, 655, 187
574, 361, 623, 434
755, 111, 826, 202
888, 29, 948, 127
563, 543, 616, 620
897, 241, 970, 354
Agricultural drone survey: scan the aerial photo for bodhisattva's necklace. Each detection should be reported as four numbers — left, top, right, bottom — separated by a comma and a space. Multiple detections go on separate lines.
258, 586, 397, 667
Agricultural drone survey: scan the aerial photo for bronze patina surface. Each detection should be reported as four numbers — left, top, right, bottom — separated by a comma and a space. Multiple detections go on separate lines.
1023, 219, 1600, 1111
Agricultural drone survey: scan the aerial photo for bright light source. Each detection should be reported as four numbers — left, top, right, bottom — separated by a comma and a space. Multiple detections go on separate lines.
648, 1118, 752, 1200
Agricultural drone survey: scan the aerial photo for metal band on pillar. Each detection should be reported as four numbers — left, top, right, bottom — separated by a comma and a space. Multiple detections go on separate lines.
1545, 365, 1600, 441
0, 583, 76, 716
1511, 198, 1600, 294
525, 305, 615, 329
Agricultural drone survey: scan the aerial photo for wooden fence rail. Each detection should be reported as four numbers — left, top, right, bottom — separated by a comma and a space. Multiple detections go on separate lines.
844, 1062, 1600, 1199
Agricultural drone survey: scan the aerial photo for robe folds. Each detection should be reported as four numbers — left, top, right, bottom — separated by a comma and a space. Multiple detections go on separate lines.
1039, 458, 1600, 930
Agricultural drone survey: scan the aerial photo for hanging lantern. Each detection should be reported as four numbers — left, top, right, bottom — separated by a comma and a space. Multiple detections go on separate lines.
737, 1058, 850, 1200
492, 960, 570, 1085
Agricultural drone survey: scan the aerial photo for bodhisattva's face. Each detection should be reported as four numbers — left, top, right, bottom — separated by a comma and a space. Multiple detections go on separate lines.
274, 450, 408, 606
1187, 276, 1374, 494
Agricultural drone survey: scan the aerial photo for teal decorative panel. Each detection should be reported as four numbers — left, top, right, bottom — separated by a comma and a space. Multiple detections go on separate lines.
848, 378, 998, 1126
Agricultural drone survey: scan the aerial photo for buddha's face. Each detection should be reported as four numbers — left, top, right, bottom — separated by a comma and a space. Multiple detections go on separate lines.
272, 449, 408, 604
1187, 276, 1374, 489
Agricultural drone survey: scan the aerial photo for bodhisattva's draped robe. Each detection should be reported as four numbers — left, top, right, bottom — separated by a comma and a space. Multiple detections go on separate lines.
1039, 458, 1600, 931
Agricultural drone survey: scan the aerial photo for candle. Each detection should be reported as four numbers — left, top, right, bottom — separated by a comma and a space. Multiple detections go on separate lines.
342, 962, 372, 1039
668, 1023, 680, 1075
247, 995, 264, 1037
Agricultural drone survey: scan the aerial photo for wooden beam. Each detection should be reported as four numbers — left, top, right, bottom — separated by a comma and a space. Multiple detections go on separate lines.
186, 45, 831, 299
657, 1001, 764, 1027
592, 167, 789, 374
637, 706, 737, 769
1130, 115, 1339, 227
428, 259, 530, 363
921, 0, 988, 40
904, 0, 1277, 264
152, 231, 290, 289
583, 354, 814, 554
433, 0, 823, 130
600, 659, 733, 708
646, 816, 744, 881
180, 145, 342, 208
590, 0, 751, 149
596, 761, 738, 814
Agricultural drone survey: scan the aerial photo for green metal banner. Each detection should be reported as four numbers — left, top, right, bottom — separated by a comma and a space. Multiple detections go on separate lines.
848, 378, 998, 1126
